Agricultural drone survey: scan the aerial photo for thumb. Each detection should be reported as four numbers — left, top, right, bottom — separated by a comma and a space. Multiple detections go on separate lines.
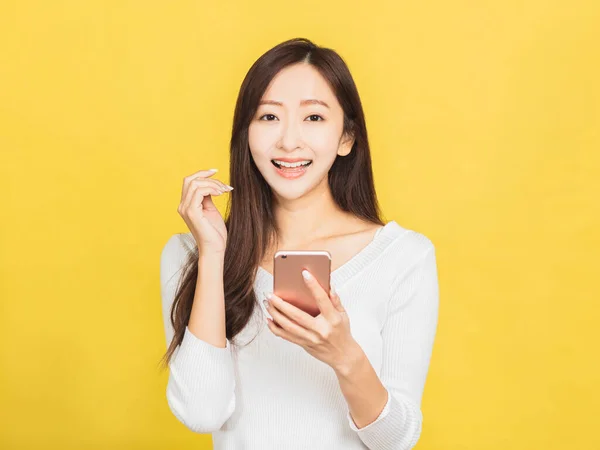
201, 191, 218, 211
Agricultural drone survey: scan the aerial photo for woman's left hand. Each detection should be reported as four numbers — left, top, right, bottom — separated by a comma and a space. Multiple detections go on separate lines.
264, 269, 361, 373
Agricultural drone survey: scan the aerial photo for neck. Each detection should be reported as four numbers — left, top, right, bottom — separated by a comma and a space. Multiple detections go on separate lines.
271, 178, 347, 244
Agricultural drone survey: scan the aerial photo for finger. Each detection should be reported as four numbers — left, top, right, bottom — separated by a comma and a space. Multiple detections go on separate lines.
267, 293, 317, 331
265, 298, 318, 344
181, 169, 219, 201
267, 318, 305, 346
182, 178, 226, 208
189, 178, 229, 198
178, 186, 221, 216
191, 176, 232, 194
190, 186, 222, 211
182, 168, 218, 191
329, 285, 345, 313
302, 270, 337, 321
186, 168, 219, 180
181, 185, 222, 213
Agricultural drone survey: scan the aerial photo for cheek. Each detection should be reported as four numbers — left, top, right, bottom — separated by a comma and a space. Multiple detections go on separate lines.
248, 123, 278, 157
304, 125, 342, 154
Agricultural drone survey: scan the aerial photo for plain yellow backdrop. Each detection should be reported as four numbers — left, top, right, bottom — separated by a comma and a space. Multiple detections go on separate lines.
1, 1, 598, 449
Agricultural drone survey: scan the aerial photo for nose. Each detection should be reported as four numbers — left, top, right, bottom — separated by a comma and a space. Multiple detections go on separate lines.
277, 118, 304, 151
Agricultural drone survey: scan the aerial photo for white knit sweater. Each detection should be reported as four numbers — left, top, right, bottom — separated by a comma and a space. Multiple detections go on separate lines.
160, 220, 439, 450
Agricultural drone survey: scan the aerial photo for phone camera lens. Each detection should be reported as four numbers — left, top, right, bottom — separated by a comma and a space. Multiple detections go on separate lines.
282, 255, 287, 259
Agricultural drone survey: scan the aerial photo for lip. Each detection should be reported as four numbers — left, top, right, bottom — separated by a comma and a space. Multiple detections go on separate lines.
271, 157, 313, 163
271, 160, 311, 179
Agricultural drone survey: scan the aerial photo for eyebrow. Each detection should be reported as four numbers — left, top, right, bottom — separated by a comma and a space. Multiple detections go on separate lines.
258, 99, 330, 109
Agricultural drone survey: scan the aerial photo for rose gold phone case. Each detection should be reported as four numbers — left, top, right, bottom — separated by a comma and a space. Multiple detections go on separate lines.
273, 250, 331, 317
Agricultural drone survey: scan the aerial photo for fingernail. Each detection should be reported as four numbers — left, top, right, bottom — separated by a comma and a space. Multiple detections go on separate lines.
225, 185, 234, 190
330, 284, 337, 295
302, 270, 311, 280
208, 168, 218, 172
263, 300, 269, 308
264, 291, 272, 299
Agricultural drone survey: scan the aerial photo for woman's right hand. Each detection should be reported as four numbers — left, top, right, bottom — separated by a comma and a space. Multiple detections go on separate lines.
177, 169, 233, 256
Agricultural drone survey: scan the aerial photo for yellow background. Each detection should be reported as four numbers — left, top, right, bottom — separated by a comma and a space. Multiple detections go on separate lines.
1, 1, 598, 449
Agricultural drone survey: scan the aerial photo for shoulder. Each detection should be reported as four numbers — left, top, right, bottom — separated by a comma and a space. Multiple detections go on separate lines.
383, 224, 439, 314
391, 221, 435, 261
386, 222, 436, 279
160, 232, 197, 288
161, 232, 196, 260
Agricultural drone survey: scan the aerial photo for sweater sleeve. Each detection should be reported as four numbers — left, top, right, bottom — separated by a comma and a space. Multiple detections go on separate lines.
160, 233, 236, 433
346, 242, 440, 450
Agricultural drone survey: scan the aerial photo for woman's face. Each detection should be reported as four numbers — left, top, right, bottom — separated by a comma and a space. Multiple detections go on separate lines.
248, 63, 354, 201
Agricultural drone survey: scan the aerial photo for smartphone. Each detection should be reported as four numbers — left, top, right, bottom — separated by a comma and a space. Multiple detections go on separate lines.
273, 250, 331, 317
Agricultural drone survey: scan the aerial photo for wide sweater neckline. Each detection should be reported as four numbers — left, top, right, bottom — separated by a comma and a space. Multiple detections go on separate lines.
255, 220, 404, 290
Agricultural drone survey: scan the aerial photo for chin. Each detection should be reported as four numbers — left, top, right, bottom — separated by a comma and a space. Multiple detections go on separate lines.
268, 182, 308, 200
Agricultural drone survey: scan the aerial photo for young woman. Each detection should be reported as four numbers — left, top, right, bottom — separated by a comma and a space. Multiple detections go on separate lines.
159, 38, 439, 450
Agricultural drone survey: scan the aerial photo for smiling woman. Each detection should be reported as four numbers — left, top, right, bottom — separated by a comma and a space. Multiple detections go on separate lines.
159, 37, 439, 450
249, 62, 354, 188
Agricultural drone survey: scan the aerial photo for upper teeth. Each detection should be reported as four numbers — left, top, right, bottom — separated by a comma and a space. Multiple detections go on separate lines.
274, 160, 311, 168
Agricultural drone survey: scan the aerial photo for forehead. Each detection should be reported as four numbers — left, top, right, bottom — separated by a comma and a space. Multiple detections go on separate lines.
261, 63, 338, 106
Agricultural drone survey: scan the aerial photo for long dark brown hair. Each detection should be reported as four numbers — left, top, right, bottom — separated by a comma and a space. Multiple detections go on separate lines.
159, 37, 384, 369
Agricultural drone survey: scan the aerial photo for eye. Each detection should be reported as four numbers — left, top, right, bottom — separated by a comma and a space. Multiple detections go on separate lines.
259, 114, 278, 121
306, 114, 324, 122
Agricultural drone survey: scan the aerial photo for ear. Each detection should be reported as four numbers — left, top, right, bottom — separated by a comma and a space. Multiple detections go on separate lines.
337, 131, 355, 157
